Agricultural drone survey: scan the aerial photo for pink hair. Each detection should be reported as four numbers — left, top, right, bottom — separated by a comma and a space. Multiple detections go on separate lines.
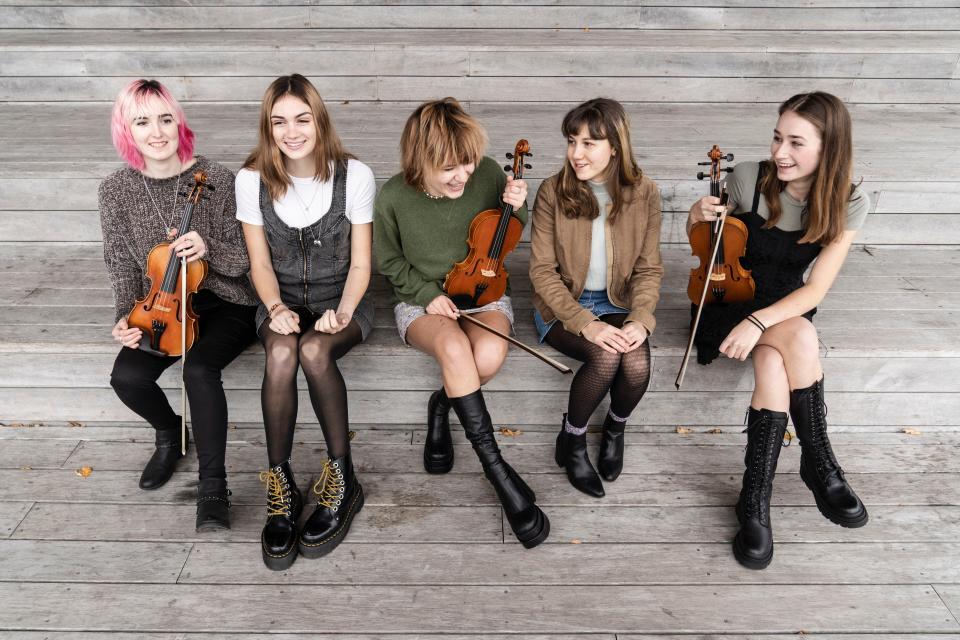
110, 79, 195, 171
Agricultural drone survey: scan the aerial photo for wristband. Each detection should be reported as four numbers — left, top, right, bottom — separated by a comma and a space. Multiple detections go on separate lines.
268, 302, 285, 318
746, 314, 767, 333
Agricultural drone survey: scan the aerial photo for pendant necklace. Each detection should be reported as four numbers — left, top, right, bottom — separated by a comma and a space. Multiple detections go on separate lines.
290, 179, 324, 246
142, 166, 182, 241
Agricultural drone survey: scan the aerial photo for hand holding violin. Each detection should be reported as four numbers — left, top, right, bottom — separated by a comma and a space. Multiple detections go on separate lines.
112, 317, 142, 349
169, 231, 207, 262
688, 195, 728, 225
502, 175, 528, 210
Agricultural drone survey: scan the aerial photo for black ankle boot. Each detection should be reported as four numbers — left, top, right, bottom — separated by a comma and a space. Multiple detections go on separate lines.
790, 377, 868, 528
139, 426, 189, 490
555, 415, 604, 497
260, 460, 303, 571
450, 390, 550, 549
196, 477, 231, 531
733, 407, 788, 570
299, 452, 364, 558
598, 413, 626, 482
424, 388, 454, 474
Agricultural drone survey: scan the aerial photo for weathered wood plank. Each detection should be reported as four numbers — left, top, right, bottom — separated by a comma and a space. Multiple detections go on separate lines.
0, 502, 31, 538
12, 503, 503, 543
0, 539, 190, 583
933, 585, 960, 629
0, 439, 78, 469
181, 541, 960, 585
0, 582, 954, 633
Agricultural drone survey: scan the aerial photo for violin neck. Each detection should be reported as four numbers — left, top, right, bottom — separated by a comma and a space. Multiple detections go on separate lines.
160, 202, 196, 293
487, 201, 515, 260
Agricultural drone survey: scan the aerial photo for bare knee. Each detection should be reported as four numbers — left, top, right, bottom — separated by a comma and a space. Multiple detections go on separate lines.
773, 318, 820, 362
474, 340, 508, 381
752, 344, 786, 379
435, 332, 474, 368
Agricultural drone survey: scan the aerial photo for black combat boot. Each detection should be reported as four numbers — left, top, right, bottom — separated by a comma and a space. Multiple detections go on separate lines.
424, 388, 455, 474
733, 407, 788, 570
597, 412, 626, 482
450, 390, 549, 549
260, 460, 303, 571
790, 377, 868, 528
555, 414, 604, 497
139, 426, 189, 490
195, 477, 231, 531
299, 453, 364, 558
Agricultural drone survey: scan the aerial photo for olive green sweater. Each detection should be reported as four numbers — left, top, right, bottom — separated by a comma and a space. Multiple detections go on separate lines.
374, 156, 528, 307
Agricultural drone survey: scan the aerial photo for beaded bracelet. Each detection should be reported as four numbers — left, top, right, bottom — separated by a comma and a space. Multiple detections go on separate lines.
267, 302, 285, 318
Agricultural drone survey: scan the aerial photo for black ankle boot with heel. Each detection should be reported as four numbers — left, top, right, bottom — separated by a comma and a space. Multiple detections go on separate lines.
139, 425, 189, 490
555, 414, 604, 497
260, 460, 303, 571
598, 413, 626, 482
790, 377, 868, 528
299, 452, 364, 558
196, 477, 231, 531
424, 388, 455, 474
733, 407, 788, 570
450, 390, 549, 549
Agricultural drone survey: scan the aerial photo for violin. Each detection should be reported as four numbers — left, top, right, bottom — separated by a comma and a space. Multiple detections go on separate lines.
443, 139, 531, 310
686, 145, 754, 306
127, 170, 211, 357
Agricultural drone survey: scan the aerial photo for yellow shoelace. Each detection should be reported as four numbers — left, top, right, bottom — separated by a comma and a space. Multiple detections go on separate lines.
312, 459, 344, 509
259, 469, 289, 517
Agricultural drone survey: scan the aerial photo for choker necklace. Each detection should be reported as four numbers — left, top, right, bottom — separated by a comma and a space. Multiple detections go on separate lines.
142, 166, 182, 239
423, 189, 444, 200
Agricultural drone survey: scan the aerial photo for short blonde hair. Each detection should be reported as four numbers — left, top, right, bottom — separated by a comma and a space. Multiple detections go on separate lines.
400, 97, 488, 190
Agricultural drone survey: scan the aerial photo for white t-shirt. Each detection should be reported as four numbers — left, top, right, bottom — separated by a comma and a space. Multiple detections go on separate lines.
584, 181, 610, 291
235, 159, 375, 228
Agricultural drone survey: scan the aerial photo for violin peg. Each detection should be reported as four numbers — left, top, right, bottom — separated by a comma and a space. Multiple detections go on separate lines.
505, 152, 514, 159
524, 164, 532, 169
525, 151, 533, 157
503, 165, 512, 172
697, 172, 707, 180
725, 153, 735, 161
723, 167, 734, 173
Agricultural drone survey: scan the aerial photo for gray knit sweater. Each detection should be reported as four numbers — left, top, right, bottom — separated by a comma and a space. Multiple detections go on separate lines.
98, 156, 257, 322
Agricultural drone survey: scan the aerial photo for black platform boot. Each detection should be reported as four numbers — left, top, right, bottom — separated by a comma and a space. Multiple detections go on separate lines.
299, 453, 364, 558
450, 390, 550, 549
790, 377, 868, 528
424, 388, 455, 474
733, 407, 788, 570
139, 426, 189, 490
195, 477, 231, 531
555, 414, 604, 497
597, 413, 626, 482
259, 460, 303, 571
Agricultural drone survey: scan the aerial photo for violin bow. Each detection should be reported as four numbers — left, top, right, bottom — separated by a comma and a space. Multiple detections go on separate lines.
180, 255, 188, 455
458, 313, 572, 374
675, 190, 730, 390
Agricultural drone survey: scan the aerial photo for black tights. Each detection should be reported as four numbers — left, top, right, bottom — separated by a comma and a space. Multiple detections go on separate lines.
544, 313, 651, 429
260, 311, 362, 466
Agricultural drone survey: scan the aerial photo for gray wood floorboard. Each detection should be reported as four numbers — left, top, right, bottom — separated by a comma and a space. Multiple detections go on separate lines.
0, 501, 32, 538
0, 539, 191, 583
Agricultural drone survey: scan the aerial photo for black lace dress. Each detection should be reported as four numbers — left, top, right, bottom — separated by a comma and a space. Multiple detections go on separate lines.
693, 168, 823, 365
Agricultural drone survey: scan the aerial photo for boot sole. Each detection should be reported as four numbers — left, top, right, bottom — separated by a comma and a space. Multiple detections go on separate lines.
298, 485, 364, 559
801, 467, 869, 528
423, 451, 454, 474
732, 532, 773, 570
196, 518, 230, 532
262, 541, 298, 571
517, 510, 550, 549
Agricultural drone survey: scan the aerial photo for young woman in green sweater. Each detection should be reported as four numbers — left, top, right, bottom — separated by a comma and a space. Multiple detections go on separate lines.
374, 97, 550, 548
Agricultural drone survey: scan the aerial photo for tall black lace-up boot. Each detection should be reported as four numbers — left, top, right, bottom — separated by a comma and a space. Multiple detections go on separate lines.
597, 412, 626, 482
555, 414, 604, 497
424, 388, 454, 474
790, 377, 868, 528
139, 426, 189, 490
299, 453, 364, 558
733, 407, 788, 570
450, 390, 549, 549
259, 460, 303, 570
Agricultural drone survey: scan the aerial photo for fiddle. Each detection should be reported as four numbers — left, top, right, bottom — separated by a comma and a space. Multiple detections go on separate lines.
686, 145, 754, 305
127, 170, 211, 357
443, 139, 531, 310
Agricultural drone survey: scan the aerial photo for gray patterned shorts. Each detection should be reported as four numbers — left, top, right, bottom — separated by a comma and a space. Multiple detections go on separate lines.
393, 296, 515, 344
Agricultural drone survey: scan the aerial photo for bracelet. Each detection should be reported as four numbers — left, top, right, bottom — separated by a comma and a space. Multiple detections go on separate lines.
746, 314, 767, 333
267, 302, 285, 318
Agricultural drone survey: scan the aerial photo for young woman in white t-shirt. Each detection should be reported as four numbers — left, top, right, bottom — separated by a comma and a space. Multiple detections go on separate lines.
237, 74, 374, 570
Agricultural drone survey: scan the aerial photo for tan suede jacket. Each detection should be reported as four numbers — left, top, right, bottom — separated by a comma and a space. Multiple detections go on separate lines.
529, 173, 663, 336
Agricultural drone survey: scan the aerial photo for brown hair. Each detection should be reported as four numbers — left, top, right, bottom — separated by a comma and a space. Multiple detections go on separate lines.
243, 74, 351, 201
399, 97, 488, 190
760, 91, 860, 245
555, 98, 642, 222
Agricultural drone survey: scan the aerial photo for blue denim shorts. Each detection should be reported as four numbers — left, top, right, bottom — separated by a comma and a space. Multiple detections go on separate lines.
533, 289, 628, 343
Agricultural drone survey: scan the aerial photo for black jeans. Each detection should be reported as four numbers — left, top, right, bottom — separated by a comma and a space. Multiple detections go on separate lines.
110, 291, 257, 479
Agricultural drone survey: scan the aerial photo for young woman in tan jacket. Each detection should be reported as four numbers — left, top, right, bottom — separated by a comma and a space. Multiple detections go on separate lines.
529, 98, 663, 498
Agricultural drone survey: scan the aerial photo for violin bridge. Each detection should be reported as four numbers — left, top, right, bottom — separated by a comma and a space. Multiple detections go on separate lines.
480, 268, 497, 277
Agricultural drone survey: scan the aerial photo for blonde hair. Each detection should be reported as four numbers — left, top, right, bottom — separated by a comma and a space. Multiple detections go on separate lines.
399, 97, 488, 190
243, 74, 351, 201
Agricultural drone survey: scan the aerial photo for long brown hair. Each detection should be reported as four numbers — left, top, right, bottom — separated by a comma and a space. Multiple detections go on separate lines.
399, 97, 488, 191
243, 74, 351, 201
555, 98, 642, 222
760, 91, 860, 245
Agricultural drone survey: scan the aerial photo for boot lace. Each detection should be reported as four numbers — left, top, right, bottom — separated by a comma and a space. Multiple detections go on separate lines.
743, 417, 783, 520
806, 393, 842, 480
312, 459, 345, 513
259, 468, 291, 517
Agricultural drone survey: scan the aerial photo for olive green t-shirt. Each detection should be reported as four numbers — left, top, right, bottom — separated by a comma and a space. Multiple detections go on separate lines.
726, 161, 869, 232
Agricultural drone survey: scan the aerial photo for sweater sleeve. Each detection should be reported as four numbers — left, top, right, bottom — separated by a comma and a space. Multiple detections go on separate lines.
373, 191, 444, 308
203, 169, 251, 278
98, 181, 144, 323
625, 184, 664, 334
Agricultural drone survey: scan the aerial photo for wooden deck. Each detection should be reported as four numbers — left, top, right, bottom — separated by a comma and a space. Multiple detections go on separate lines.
2, 0, 960, 637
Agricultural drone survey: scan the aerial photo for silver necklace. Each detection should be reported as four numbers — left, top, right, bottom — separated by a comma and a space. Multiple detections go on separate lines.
290, 179, 322, 223
142, 168, 182, 238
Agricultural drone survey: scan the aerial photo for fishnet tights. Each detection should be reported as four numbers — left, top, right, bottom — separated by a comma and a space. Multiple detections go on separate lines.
544, 313, 652, 428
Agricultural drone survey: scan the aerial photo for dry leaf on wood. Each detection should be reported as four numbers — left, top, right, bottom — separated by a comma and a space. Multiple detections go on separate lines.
676, 426, 692, 435
902, 428, 922, 436
707, 428, 723, 434
75, 466, 93, 478
19, 465, 32, 471
68, 421, 84, 428
499, 428, 523, 437
571, 539, 582, 544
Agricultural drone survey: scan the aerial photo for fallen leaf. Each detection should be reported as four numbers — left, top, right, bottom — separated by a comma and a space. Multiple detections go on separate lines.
675, 426, 692, 435
228, 424, 237, 431
75, 466, 93, 478
583, 26, 591, 32
499, 427, 523, 437
783, 431, 794, 443
68, 421, 84, 428
902, 428, 922, 436
707, 428, 723, 434
348, 430, 357, 441
19, 465, 32, 471
571, 539, 582, 544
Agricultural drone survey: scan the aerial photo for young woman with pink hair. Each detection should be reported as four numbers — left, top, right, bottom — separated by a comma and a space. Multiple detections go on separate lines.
99, 79, 258, 531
